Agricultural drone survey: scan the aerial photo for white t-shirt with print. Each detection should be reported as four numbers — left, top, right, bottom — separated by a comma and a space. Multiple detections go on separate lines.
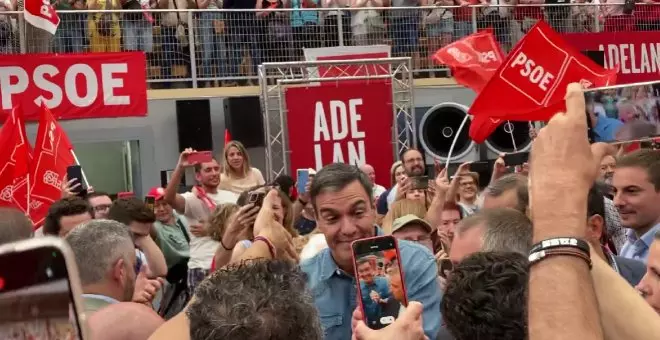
182, 190, 239, 269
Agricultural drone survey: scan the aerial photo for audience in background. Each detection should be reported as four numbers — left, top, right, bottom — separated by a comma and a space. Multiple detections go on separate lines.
220, 141, 266, 194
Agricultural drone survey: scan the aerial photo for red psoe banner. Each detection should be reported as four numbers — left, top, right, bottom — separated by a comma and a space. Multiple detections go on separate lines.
285, 82, 394, 185
562, 31, 660, 85
0, 52, 148, 121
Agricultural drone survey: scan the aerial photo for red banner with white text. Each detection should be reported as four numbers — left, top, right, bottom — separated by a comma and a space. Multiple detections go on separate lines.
0, 52, 148, 122
563, 31, 660, 84
285, 82, 394, 185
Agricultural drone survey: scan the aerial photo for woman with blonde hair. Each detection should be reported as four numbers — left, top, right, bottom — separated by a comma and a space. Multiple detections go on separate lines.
220, 141, 266, 194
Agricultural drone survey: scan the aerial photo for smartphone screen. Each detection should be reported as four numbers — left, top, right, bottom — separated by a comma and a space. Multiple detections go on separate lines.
297, 169, 309, 194
187, 151, 214, 165
145, 196, 156, 211
66, 165, 85, 194
0, 245, 85, 339
352, 236, 408, 330
584, 84, 660, 144
502, 152, 529, 167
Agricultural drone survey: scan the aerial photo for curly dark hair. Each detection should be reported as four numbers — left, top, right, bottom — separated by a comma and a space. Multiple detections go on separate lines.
187, 259, 322, 340
441, 252, 529, 340
43, 197, 94, 236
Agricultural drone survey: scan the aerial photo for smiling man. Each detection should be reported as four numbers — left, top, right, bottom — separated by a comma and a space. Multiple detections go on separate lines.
613, 150, 660, 262
301, 163, 441, 340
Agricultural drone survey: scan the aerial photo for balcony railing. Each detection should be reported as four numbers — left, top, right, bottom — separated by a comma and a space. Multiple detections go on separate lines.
1, 4, 656, 88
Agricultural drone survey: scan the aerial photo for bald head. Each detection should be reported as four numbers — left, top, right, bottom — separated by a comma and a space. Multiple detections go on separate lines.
0, 207, 33, 246
87, 302, 164, 340
360, 164, 377, 184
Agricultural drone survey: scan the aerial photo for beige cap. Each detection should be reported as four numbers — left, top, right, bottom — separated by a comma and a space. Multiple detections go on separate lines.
391, 214, 433, 234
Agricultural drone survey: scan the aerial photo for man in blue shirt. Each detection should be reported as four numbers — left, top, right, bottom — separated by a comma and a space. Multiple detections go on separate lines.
612, 150, 660, 262
589, 103, 623, 142
356, 257, 391, 327
301, 163, 442, 340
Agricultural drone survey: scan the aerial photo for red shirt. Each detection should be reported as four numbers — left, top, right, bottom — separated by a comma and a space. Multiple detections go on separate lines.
514, 3, 545, 20
454, 0, 478, 22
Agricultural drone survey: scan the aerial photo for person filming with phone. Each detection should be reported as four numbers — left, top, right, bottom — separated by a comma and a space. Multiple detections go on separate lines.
163, 148, 239, 295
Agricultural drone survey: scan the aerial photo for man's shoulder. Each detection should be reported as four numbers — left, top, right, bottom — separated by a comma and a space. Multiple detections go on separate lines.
212, 190, 239, 204
398, 240, 436, 275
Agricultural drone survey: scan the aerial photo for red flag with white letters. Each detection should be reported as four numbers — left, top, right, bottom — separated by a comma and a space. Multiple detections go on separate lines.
23, 0, 60, 35
469, 21, 617, 122
0, 106, 32, 212
24, 105, 74, 227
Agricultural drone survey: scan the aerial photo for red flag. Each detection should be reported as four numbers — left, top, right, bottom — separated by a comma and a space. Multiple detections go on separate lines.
23, 0, 60, 35
432, 29, 504, 93
0, 106, 32, 211
469, 21, 617, 122
25, 105, 74, 226
224, 129, 232, 145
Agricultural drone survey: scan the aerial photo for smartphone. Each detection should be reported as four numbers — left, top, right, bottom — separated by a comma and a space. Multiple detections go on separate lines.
438, 259, 454, 280
352, 236, 408, 330
0, 237, 88, 339
66, 165, 86, 196
584, 83, 660, 144
297, 169, 310, 194
503, 152, 529, 167
145, 196, 156, 211
410, 176, 429, 190
247, 191, 266, 207
187, 151, 214, 165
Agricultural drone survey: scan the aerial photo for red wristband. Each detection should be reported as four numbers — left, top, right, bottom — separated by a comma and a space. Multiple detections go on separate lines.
254, 236, 277, 259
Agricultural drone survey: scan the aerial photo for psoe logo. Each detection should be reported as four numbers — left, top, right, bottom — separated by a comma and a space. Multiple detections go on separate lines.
0, 185, 12, 202
43, 170, 61, 188
447, 47, 472, 64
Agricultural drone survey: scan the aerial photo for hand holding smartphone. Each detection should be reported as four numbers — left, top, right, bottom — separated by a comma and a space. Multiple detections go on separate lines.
352, 236, 408, 330
66, 166, 86, 197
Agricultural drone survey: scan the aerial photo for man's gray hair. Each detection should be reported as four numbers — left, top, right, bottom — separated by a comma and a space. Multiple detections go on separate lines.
0, 207, 34, 245
64, 219, 134, 286
456, 208, 533, 255
187, 259, 323, 340
485, 174, 529, 213
309, 163, 373, 208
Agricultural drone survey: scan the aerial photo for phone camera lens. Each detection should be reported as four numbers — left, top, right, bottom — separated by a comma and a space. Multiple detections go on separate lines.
46, 267, 53, 279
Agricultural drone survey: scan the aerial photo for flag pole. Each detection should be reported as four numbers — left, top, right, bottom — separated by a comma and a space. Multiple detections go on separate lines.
25, 175, 31, 216
445, 115, 471, 170
70, 150, 90, 188
584, 80, 660, 93
505, 120, 518, 152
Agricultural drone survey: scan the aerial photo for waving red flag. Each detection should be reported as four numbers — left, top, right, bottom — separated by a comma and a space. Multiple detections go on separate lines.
224, 129, 232, 145
0, 106, 32, 211
24, 0, 60, 34
469, 21, 617, 122
25, 105, 74, 226
432, 29, 504, 93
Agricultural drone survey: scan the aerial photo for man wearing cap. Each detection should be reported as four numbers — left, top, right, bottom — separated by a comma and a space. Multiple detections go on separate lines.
148, 187, 191, 272
391, 214, 434, 252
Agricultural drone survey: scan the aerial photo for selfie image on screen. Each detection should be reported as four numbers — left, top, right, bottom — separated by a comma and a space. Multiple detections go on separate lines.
0, 247, 83, 340
585, 85, 660, 143
356, 249, 406, 330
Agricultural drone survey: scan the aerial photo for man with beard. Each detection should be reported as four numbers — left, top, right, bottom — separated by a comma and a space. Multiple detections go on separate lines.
65, 219, 162, 313
386, 149, 426, 206
600, 155, 616, 186
613, 149, 660, 262
164, 148, 239, 295
302, 163, 441, 340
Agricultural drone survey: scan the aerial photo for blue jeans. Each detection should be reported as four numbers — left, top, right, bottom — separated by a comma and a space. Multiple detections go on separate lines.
53, 19, 85, 53
226, 14, 263, 78
123, 19, 153, 52
198, 11, 227, 78
390, 16, 419, 56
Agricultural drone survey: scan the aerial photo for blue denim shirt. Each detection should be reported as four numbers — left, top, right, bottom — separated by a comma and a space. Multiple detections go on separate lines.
359, 276, 391, 321
620, 223, 660, 263
300, 236, 442, 340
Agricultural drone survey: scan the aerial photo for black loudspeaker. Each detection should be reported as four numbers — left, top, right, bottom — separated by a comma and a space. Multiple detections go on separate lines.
223, 96, 265, 148
417, 103, 475, 160
176, 100, 213, 152
583, 50, 606, 67
485, 121, 532, 154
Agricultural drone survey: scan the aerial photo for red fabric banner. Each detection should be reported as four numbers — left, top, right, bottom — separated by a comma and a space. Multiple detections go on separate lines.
24, 105, 75, 227
285, 82, 394, 186
0, 106, 32, 211
0, 52, 148, 122
562, 30, 660, 85
470, 21, 617, 122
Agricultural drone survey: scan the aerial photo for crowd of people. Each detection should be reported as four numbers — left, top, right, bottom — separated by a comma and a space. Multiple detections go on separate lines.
1, 83, 660, 339
1, 1, 659, 85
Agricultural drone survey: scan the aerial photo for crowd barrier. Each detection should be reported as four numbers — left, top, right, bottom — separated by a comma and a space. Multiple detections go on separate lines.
1, 4, 657, 87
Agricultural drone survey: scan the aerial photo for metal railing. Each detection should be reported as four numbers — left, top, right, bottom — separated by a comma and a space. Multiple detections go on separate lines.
1, 4, 657, 87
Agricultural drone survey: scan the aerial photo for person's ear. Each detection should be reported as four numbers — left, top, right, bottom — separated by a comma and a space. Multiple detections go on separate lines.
112, 258, 126, 283
586, 215, 604, 240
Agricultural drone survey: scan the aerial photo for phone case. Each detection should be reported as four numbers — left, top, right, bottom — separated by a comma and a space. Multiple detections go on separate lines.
351, 236, 409, 328
0, 237, 90, 340
188, 151, 213, 164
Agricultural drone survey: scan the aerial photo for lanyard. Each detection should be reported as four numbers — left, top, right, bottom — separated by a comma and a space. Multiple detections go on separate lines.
194, 185, 217, 212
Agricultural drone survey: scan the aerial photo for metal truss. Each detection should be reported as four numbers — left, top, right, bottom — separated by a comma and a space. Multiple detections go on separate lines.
257, 57, 415, 182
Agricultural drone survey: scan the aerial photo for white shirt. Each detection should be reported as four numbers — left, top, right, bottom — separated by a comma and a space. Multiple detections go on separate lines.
373, 184, 386, 200
182, 190, 239, 269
